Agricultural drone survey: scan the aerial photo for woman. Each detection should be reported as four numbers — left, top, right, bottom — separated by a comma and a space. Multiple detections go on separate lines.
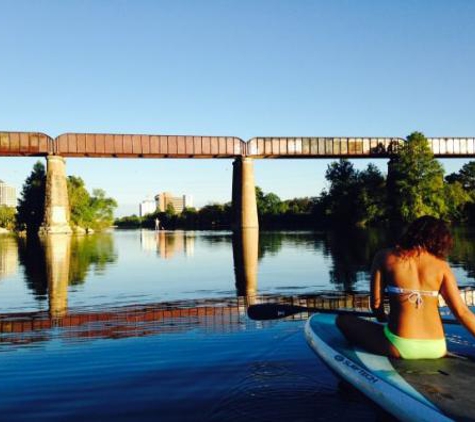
337, 216, 475, 359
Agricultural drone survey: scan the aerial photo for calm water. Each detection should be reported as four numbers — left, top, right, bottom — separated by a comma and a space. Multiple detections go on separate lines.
1, 228, 475, 421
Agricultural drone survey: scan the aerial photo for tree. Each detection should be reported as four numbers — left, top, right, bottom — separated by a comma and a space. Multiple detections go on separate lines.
445, 162, 475, 223
354, 164, 387, 226
0, 205, 16, 229
443, 181, 472, 222
387, 132, 446, 223
446, 162, 475, 193
322, 159, 359, 224
16, 161, 46, 233
256, 186, 286, 216
68, 177, 117, 231
68, 176, 93, 228
88, 189, 117, 231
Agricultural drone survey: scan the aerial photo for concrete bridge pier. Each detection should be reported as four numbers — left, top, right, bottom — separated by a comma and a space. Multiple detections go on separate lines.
232, 157, 259, 230
39, 155, 72, 235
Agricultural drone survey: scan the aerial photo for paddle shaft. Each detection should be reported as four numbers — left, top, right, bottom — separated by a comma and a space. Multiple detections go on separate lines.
247, 303, 459, 324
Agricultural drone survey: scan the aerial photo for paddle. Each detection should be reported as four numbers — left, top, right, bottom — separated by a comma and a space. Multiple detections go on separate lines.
247, 303, 459, 324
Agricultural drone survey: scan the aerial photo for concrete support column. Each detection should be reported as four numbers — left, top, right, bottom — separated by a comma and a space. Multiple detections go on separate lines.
232, 157, 259, 230
232, 228, 259, 304
44, 234, 71, 318
40, 155, 72, 235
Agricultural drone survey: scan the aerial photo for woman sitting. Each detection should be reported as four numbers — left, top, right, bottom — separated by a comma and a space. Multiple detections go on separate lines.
337, 216, 475, 359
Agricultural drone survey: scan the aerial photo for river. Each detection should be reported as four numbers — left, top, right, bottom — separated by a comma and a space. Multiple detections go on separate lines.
0, 228, 474, 421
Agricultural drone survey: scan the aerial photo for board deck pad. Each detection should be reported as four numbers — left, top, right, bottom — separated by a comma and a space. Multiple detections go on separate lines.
305, 313, 475, 422
392, 355, 475, 421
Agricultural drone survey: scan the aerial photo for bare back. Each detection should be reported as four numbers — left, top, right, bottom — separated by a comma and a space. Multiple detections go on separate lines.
371, 248, 447, 339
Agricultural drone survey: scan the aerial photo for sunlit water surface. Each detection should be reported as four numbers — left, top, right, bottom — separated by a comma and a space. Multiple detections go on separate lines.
0, 228, 474, 421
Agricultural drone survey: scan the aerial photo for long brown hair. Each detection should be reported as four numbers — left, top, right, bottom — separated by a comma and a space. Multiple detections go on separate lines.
397, 216, 453, 259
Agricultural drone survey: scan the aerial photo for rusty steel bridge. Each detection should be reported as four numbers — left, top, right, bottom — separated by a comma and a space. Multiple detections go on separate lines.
1, 131, 475, 158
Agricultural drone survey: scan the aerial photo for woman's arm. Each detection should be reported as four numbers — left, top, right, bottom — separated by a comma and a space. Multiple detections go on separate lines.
440, 263, 475, 337
370, 250, 387, 322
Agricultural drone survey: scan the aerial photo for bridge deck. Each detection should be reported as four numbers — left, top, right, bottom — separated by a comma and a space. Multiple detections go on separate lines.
1, 132, 474, 158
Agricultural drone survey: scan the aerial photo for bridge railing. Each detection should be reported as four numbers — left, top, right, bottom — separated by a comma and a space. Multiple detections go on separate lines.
0, 132, 53, 156
2, 132, 475, 159
246, 137, 404, 158
54, 133, 246, 158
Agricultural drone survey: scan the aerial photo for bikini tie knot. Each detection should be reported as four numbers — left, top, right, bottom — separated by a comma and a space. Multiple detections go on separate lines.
408, 291, 423, 308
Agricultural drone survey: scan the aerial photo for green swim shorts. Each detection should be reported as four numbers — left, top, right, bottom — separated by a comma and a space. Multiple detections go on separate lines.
383, 325, 446, 360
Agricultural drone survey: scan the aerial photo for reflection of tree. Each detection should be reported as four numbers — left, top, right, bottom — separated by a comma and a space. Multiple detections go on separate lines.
322, 228, 393, 290
19, 234, 118, 299
18, 236, 48, 299
69, 234, 117, 284
449, 227, 475, 282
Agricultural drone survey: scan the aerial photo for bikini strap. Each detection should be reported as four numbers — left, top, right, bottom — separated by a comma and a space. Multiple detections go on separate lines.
386, 286, 439, 309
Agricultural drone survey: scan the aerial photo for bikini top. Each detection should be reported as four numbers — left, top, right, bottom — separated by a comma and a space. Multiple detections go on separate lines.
386, 285, 439, 308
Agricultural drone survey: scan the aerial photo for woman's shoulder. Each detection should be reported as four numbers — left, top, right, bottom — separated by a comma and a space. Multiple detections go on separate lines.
373, 247, 397, 265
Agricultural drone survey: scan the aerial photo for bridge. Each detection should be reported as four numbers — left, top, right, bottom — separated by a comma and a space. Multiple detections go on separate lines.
1, 131, 475, 233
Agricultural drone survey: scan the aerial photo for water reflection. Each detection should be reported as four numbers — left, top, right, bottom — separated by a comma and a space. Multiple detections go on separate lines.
2, 227, 475, 319
140, 229, 195, 258
232, 229, 259, 299
0, 235, 18, 279
18, 234, 117, 315
44, 234, 71, 317
321, 228, 394, 290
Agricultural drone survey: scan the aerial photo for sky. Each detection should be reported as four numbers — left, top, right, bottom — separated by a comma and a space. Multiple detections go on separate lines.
1, 0, 474, 216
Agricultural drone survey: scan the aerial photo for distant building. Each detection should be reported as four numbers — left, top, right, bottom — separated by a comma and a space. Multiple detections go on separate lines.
155, 192, 193, 214
0, 180, 16, 207
139, 199, 156, 217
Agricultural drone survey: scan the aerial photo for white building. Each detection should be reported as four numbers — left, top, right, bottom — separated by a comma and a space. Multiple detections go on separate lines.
183, 195, 193, 209
0, 180, 16, 207
139, 199, 156, 217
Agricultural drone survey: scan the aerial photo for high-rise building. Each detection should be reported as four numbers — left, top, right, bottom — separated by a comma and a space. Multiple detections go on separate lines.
0, 180, 16, 207
139, 199, 156, 217
155, 192, 193, 214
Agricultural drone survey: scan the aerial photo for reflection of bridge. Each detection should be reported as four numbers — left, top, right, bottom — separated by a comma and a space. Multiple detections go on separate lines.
2, 132, 474, 233
1, 290, 474, 348
0, 293, 375, 347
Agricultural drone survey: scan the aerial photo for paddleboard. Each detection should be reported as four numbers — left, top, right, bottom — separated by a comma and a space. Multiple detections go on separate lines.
305, 313, 475, 422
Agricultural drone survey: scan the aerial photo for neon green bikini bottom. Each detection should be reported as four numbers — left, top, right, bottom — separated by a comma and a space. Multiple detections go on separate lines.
383, 325, 446, 360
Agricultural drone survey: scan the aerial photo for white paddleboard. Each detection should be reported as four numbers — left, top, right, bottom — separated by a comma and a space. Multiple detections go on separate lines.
305, 313, 475, 422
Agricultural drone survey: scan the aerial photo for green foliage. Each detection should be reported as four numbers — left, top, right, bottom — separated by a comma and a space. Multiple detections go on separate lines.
16, 161, 46, 233
316, 160, 386, 227
69, 234, 117, 284
387, 132, 446, 223
67, 178, 117, 231
0, 205, 16, 229
354, 164, 387, 227
256, 187, 286, 216
89, 189, 117, 231
443, 182, 472, 222
115, 214, 143, 228
68, 176, 93, 228
446, 162, 475, 194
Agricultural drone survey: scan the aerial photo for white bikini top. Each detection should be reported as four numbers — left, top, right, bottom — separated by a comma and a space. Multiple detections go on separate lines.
386, 285, 438, 308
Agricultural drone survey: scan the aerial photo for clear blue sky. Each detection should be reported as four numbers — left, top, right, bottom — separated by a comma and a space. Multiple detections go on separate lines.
1, 0, 474, 216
